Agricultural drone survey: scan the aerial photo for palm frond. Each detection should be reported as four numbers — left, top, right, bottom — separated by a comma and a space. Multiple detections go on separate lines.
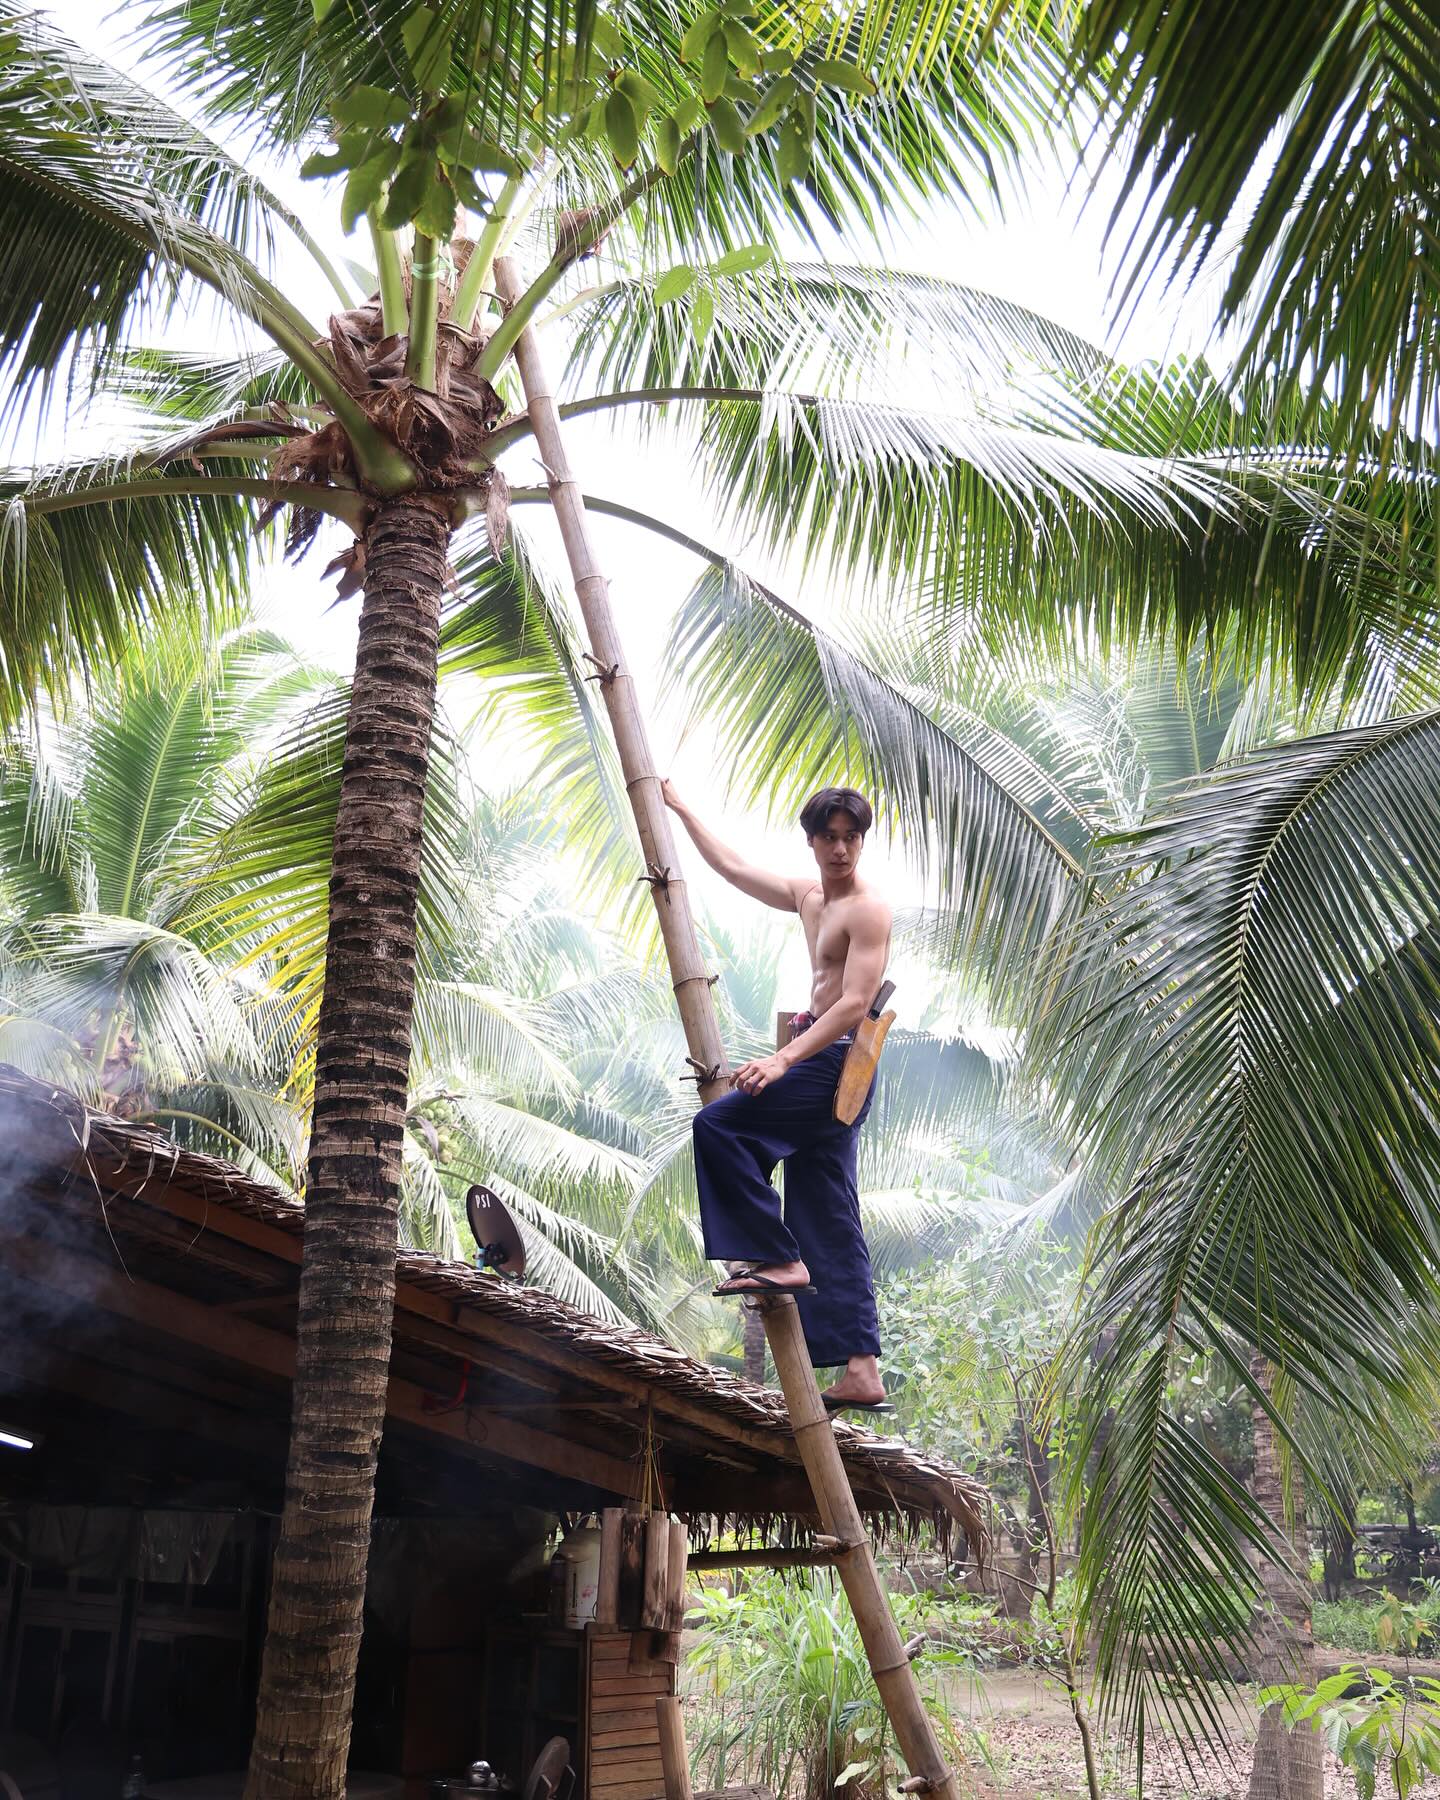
667, 562, 1083, 988
1031, 710, 1440, 1738
0, 7, 321, 419
444, 532, 638, 910
0, 458, 263, 727
561, 262, 1108, 406
400, 1128, 464, 1259
412, 978, 577, 1100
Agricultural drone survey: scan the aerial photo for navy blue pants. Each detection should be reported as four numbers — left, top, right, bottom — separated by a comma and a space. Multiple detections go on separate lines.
693, 1041, 879, 1369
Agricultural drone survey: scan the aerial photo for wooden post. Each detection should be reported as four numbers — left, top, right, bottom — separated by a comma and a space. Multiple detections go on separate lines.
664, 1520, 689, 1630
655, 1697, 694, 1800
760, 1296, 958, 1800
494, 259, 730, 1104
642, 1513, 671, 1630
618, 1511, 647, 1628
597, 1507, 623, 1628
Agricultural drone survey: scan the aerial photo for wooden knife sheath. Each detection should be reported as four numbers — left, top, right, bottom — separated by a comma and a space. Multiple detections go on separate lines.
833, 1008, 895, 1125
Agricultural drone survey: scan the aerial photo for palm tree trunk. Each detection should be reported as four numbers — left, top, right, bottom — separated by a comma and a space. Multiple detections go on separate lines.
246, 495, 449, 1800
1247, 1352, 1324, 1800
492, 258, 730, 1105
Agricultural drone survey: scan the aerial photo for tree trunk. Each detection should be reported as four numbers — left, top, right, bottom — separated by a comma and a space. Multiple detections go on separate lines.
1322, 1487, 1358, 1601
246, 495, 449, 1800
742, 1304, 767, 1384
1247, 1353, 1324, 1800
492, 258, 730, 1104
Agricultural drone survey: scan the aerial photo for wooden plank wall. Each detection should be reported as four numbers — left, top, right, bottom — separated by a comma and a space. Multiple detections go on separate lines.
586, 1629, 674, 1800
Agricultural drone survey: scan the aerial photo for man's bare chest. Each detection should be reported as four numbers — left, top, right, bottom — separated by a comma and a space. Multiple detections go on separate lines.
800, 894, 854, 968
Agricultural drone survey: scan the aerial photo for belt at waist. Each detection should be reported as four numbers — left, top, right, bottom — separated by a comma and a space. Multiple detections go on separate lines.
787, 1013, 851, 1046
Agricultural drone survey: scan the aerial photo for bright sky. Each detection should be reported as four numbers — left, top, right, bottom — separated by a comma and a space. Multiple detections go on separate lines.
35, 4, 1216, 1020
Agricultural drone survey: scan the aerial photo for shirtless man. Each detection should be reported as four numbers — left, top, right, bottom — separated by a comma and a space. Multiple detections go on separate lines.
662, 780, 892, 1411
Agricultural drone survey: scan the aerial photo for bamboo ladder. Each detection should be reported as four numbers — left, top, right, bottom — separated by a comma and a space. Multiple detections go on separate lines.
495, 260, 957, 1800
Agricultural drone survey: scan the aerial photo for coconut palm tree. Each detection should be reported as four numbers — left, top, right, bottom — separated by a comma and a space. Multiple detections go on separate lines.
0, 612, 606, 1250
670, 506, 1440, 1782
3, 2, 1418, 1781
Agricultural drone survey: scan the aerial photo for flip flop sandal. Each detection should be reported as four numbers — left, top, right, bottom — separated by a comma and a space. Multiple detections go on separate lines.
712, 1266, 817, 1298
821, 1393, 897, 1415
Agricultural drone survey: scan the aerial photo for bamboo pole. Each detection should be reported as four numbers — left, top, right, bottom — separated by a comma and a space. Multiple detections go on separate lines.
759, 1296, 957, 1800
496, 258, 951, 1800
655, 1698, 694, 1800
493, 259, 729, 1102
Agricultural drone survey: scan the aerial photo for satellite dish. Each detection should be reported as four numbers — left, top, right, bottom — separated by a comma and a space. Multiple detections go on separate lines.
523, 1737, 573, 1800
466, 1184, 527, 1280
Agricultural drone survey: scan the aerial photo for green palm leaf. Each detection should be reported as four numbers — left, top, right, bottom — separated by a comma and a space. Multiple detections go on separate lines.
560, 262, 1109, 403
1030, 712, 1440, 1739
442, 535, 636, 906
1076, 0, 1440, 486
0, 459, 269, 727
667, 561, 1083, 986
0, 8, 336, 418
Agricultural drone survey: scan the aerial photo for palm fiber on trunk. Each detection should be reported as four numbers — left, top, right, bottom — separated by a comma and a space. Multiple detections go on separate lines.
1247, 1352, 1324, 1800
245, 496, 449, 1800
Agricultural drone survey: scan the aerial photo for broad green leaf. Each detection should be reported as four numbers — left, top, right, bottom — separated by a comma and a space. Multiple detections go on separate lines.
834, 1765, 872, 1789
437, 129, 525, 176
679, 9, 722, 63
604, 89, 639, 167
588, 15, 624, 62
341, 142, 403, 232
777, 108, 810, 183
691, 286, 714, 344
333, 84, 411, 130
813, 58, 877, 96
300, 128, 377, 179
655, 112, 682, 174
402, 6, 452, 91
700, 32, 729, 102
381, 149, 431, 227
618, 70, 660, 120
424, 94, 468, 138
672, 96, 705, 132
311, 0, 336, 18
300, 145, 353, 179
722, 21, 761, 76
708, 95, 746, 154
655, 265, 695, 305
451, 165, 486, 208
711, 243, 772, 275
414, 167, 457, 238
746, 75, 795, 136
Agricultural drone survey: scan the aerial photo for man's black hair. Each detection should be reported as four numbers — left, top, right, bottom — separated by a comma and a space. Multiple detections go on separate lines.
799, 786, 874, 839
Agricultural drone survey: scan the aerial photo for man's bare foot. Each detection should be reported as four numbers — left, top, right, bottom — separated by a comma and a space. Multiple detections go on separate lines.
820, 1354, 887, 1408
713, 1259, 811, 1296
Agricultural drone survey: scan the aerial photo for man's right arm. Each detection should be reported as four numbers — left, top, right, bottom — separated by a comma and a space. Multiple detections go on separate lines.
662, 779, 799, 911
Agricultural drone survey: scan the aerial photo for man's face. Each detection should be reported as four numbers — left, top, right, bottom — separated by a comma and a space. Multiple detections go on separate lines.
808, 810, 865, 878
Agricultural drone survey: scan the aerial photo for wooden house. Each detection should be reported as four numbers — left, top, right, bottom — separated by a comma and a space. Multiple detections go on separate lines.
0, 1067, 985, 1796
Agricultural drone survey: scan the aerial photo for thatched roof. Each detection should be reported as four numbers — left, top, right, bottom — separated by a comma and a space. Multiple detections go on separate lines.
0, 1065, 986, 1553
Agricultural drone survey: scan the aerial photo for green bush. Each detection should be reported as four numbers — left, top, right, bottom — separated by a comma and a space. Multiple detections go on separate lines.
1314, 1596, 1393, 1655
685, 1571, 985, 1800
1314, 1586, 1440, 1657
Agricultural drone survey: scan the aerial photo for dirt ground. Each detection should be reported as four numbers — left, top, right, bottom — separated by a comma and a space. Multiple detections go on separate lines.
958, 1669, 1440, 1798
